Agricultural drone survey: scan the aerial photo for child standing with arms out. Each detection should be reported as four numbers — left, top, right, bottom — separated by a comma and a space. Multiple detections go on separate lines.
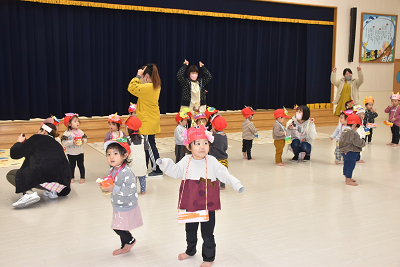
273, 108, 290, 166
125, 116, 148, 195
363, 96, 378, 144
339, 114, 366, 186
103, 138, 143, 255
105, 113, 127, 142
209, 115, 228, 189
156, 125, 244, 267
384, 92, 400, 147
175, 109, 190, 163
128, 103, 137, 117
61, 113, 87, 184
241, 106, 257, 161
330, 111, 349, 164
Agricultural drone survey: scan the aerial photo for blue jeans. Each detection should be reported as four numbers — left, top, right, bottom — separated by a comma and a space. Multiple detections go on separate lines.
291, 139, 311, 156
342, 152, 359, 178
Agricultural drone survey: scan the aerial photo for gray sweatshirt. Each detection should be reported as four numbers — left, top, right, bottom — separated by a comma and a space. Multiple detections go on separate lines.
109, 165, 138, 212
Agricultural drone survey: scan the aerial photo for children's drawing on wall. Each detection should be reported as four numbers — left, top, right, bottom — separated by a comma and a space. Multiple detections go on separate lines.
360, 13, 397, 63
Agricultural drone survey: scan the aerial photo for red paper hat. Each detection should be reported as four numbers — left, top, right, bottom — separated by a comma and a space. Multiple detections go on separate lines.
63, 113, 79, 127
210, 115, 227, 131
108, 113, 122, 125
128, 102, 137, 113
103, 137, 131, 156
125, 116, 142, 131
193, 112, 207, 120
175, 112, 190, 124
205, 106, 219, 118
346, 114, 362, 126
241, 107, 256, 118
51, 115, 61, 126
274, 108, 289, 119
183, 125, 214, 146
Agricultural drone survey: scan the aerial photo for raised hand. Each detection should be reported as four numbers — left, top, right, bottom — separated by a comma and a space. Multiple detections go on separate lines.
310, 118, 315, 124
137, 66, 147, 77
332, 66, 337, 73
357, 65, 361, 71
199, 61, 204, 67
184, 59, 189, 65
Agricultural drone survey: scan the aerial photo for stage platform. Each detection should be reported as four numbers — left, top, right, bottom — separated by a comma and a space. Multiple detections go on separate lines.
0, 108, 337, 148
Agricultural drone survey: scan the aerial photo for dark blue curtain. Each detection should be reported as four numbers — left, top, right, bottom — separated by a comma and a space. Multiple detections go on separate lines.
0, 1, 333, 120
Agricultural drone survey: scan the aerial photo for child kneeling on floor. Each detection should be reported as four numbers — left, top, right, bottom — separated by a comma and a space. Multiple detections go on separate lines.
339, 114, 365, 186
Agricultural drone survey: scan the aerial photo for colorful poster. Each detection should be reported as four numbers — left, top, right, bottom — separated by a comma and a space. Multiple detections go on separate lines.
360, 13, 397, 63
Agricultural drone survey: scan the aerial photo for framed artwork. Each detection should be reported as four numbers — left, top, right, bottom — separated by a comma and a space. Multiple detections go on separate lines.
359, 13, 397, 63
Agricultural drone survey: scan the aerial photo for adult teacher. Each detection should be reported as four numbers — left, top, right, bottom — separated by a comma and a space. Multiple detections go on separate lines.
7, 123, 72, 208
128, 63, 163, 177
331, 65, 364, 116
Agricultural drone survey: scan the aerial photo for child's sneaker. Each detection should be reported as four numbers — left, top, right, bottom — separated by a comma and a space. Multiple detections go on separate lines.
43, 190, 58, 199
12, 192, 40, 208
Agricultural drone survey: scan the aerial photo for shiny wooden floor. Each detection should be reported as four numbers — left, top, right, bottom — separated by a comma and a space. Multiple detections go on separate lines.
1, 121, 399, 267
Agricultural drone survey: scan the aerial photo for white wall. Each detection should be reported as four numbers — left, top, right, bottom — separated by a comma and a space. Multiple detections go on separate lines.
265, 0, 400, 113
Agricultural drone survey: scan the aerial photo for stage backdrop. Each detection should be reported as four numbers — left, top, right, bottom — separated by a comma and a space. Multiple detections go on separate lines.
0, 0, 334, 120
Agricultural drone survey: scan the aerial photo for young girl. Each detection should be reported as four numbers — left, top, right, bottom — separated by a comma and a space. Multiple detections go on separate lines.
330, 111, 349, 164
61, 113, 87, 184
177, 59, 212, 114
339, 114, 365, 186
105, 113, 127, 142
193, 112, 208, 127
209, 115, 228, 189
175, 110, 190, 163
273, 108, 290, 166
384, 92, 400, 147
156, 125, 244, 267
103, 138, 143, 255
205, 106, 219, 131
363, 96, 378, 144
128, 102, 137, 117
125, 116, 148, 194
242, 106, 257, 161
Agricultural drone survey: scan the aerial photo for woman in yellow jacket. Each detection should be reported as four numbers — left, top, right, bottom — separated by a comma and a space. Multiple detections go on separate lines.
127, 63, 163, 177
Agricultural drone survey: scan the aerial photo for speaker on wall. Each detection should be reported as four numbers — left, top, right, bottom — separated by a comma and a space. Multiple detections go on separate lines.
348, 7, 357, 62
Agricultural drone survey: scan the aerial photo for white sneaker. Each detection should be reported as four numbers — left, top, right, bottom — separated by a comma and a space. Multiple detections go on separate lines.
43, 190, 58, 199
12, 192, 40, 208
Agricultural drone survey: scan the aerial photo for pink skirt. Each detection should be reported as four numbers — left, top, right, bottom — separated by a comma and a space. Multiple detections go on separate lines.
111, 205, 143, 231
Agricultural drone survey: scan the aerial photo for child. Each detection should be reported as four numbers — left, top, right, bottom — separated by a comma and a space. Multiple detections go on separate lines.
241, 106, 257, 161
103, 138, 143, 255
177, 59, 212, 114
193, 112, 208, 127
205, 106, 219, 131
105, 113, 127, 142
339, 114, 366, 186
209, 115, 228, 189
363, 96, 378, 144
175, 110, 190, 163
156, 125, 244, 267
273, 108, 290, 166
61, 113, 87, 184
384, 92, 400, 147
125, 116, 148, 195
128, 102, 137, 117
345, 100, 355, 111
330, 111, 349, 164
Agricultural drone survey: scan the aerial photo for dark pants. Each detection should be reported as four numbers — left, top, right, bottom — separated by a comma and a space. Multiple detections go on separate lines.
145, 135, 162, 173
291, 139, 312, 156
391, 124, 399, 144
242, 139, 253, 160
342, 152, 359, 178
113, 229, 135, 249
185, 211, 216, 262
366, 128, 373, 143
67, 153, 85, 178
175, 145, 186, 163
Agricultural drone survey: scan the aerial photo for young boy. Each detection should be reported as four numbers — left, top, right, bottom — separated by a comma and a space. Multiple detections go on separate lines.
339, 114, 366, 186
241, 106, 257, 161
273, 108, 290, 166
363, 96, 378, 144
209, 115, 228, 189
174, 110, 190, 162
330, 112, 348, 164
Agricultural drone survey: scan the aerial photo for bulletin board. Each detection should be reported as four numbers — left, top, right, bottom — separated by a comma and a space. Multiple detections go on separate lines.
359, 13, 397, 63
